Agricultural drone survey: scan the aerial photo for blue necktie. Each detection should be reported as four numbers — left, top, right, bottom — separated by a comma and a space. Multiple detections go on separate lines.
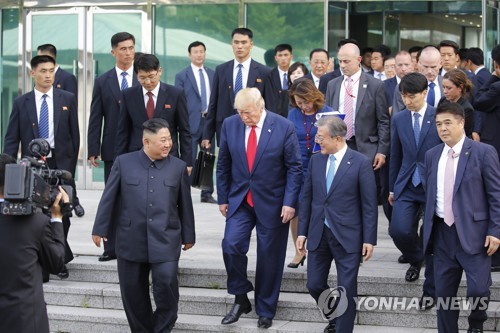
120, 72, 128, 91
39, 94, 49, 139
282, 73, 288, 90
427, 82, 435, 107
199, 69, 207, 112
234, 64, 243, 95
412, 113, 421, 187
325, 155, 336, 229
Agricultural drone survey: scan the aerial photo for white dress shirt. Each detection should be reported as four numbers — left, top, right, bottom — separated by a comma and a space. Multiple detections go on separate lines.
245, 110, 267, 150
373, 70, 387, 81
325, 143, 348, 177
428, 79, 442, 108
339, 69, 362, 134
142, 82, 161, 109
191, 63, 211, 112
233, 58, 252, 90
311, 73, 321, 88
34, 87, 55, 148
115, 66, 134, 88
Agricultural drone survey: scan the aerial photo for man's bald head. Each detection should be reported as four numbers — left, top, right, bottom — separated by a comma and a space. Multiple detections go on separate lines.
337, 43, 361, 77
418, 46, 441, 82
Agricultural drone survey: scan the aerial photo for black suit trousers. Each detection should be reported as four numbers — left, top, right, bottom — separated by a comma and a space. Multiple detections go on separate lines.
117, 258, 179, 333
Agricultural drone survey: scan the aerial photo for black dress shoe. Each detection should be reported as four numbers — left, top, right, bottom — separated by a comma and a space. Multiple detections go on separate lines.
491, 265, 500, 272
398, 255, 409, 264
324, 322, 336, 333
405, 263, 422, 282
419, 292, 435, 310
57, 265, 69, 280
73, 203, 85, 217
201, 196, 217, 204
221, 302, 252, 325
467, 327, 483, 333
98, 254, 117, 262
287, 256, 306, 268
257, 316, 272, 328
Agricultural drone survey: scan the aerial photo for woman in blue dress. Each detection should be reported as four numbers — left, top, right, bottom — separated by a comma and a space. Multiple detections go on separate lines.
286, 77, 332, 268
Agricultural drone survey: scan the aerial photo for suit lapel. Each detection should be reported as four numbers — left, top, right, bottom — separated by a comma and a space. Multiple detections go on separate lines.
328, 148, 353, 197
107, 70, 122, 102
272, 68, 282, 92
418, 106, 434, 149
237, 122, 249, 173
355, 73, 368, 113
187, 68, 201, 99
53, 90, 63, 137
251, 114, 274, 173
225, 62, 236, 110
26, 92, 38, 137
454, 138, 472, 194
318, 154, 329, 196
402, 111, 417, 151
155, 83, 168, 116
247, 60, 258, 88
131, 72, 139, 87
333, 79, 342, 110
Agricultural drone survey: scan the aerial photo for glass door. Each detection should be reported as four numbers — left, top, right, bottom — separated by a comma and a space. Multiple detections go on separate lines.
484, 0, 500, 71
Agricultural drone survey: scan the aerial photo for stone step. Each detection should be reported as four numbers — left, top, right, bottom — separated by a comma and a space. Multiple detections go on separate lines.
44, 280, 500, 330
46, 305, 499, 333
62, 255, 500, 301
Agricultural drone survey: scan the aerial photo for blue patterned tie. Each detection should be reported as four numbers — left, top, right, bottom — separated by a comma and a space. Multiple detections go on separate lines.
199, 69, 207, 112
120, 72, 128, 91
282, 73, 288, 90
427, 82, 435, 107
412, 113, 421, 186
39, 94, 49, 139
325, 155, 336, 229
234, 64, 243, 95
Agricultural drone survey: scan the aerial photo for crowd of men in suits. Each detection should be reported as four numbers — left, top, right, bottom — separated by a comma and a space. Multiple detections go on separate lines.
3, 26, 500, 333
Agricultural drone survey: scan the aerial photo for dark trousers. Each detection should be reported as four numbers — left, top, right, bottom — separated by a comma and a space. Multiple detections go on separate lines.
389, 183, 434, 296
307, 226, 360, 333
102, 160, 116, 256
191, 117, 214, 198
117, 258, 179, 333
433, 217, 491, 332
221, 202, 289, 318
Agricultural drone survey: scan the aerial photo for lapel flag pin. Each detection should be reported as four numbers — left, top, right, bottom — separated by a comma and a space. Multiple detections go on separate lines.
347, 161, 351, 165
62, 106, 68, 111
268, 129, 271, 133
363, 84, 367, 88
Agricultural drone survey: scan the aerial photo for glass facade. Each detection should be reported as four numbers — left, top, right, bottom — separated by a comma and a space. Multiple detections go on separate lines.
0, 0, 496, 188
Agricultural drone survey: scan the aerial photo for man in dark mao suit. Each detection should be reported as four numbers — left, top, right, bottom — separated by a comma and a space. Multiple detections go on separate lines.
92, 118, 195, 333
115, 54, 192, 168
217, 88, 302, 329
3, 55, 80, 280
0, 154, 68, 333
202, 28, 271, 148
297, 115, 378, 333
422, 102, 500, 333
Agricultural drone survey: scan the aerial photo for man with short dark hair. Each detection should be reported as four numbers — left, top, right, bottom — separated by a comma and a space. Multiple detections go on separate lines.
3, 55, 80, 280
389, 72, 441, 308
408, 45, 423, 72
304, 48, 329, 88
361, 47, 374, 73
175, 41, 216, 203
87, 31, 138, 262
264, 43, 293, 118
115, 54, 192, 170
37, 43, 85, 218
93, 118, 195, 333
202, 28, 271, 149
371, 44, 391, 81
0, 153, 68, 333
422, 102, 500, 333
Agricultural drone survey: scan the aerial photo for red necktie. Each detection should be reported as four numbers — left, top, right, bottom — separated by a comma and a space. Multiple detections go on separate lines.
146, 91, 155, 119
246, 126, 257, 207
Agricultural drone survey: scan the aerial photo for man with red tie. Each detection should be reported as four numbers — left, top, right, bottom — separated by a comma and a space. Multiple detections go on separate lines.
216, 88, 302, 329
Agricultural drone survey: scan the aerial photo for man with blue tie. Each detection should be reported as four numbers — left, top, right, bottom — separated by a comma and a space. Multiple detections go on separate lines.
175, 41, 216, 203
264, 43, 293, 118
297, 115, 378, 333
422, 102, 500, 333
3, 55, 80, 281
87, 31, 138, 262
201, 28, 270, 149
217, 88, 302, 329
389, 72, 442, 308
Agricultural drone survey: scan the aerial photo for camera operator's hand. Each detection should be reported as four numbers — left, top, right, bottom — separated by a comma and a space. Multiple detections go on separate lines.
50, 186, 69, 219
92, 235, 108, 248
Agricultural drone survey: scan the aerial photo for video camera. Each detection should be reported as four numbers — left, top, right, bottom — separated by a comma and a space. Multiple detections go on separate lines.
1, 139, 73, 216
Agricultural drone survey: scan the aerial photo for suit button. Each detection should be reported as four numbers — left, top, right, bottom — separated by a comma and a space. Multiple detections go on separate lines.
149, 203, 153, 207
150, 176, 154, 179
150, 190, 153, 193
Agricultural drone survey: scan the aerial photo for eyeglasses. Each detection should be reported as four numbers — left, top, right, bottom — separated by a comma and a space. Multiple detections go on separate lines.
138, 70, 159, 83
314, 135, 326, 143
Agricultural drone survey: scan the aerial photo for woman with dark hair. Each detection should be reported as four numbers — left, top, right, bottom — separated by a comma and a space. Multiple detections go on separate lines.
287, 62, 309, 87
286, 77, 332, 268
439, 68, 474, 137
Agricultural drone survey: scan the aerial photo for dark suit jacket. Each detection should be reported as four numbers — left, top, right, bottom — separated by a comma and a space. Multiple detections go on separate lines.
87, 68, 139, 162
299, 148, 378, 253
471, 67, 491, 133
392, 76, 444, 116
203, 59, 271, 145
423, 138, 500, 254
216, 111, 302, 227
0, 214, 65, 333
473, 75, 500, 156
3, 89, 80, 174
264, 67, 290, 117
174, 66, 215, 134
437, 97, 474, 137
325, 71, 390, 159
318, 69, 341, 95
384, 76, 398, 107
389, 106, 441, 198
115, 82, 192, 166
92, 150, 195, 263
54, 67, 78, 99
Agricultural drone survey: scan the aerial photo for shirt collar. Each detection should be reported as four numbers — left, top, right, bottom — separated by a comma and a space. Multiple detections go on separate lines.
34, 86, 54, 99
412, 104, 427, 118
142, 82, 161, 97
234, 57, 252, 70
474, 66, 485, 75
444, 134, 466, 156
247, 109, 267, 129
116, 65, 134, 77
344, 69, 362, 82
191, 63, 204, 72
277, 67, 288, 79
332, 143, 348, 163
